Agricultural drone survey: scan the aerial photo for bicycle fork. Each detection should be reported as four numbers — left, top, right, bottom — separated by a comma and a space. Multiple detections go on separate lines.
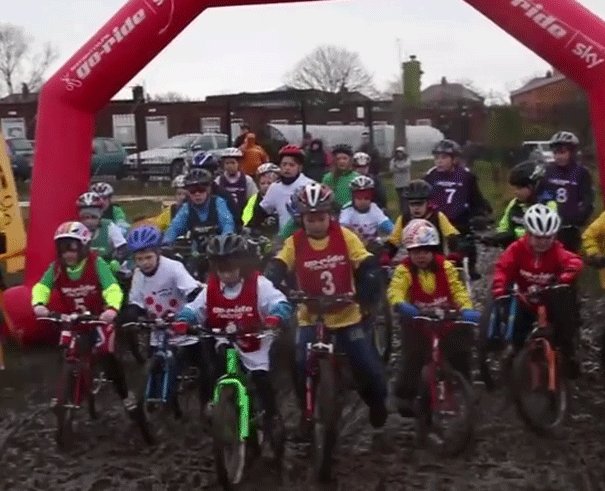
530, 338, 558, 392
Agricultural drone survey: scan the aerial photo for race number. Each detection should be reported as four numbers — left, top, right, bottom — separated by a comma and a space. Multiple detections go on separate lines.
555, 188, 568, 203
445, 188, 457, 204
320, 270, 336, 296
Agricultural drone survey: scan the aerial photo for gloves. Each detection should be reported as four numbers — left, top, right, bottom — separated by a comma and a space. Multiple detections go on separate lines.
396, 302, 420, 318
33, 305, 49, 318
172, 321, 189, 335
264, 216, 277, 227
559, 272, 577, 284
461, 309, 481, 323
99, 309, 118, 323
264, 315, 281, 329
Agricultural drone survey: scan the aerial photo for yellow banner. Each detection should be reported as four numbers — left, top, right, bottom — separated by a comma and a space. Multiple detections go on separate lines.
0, 134, 26, 272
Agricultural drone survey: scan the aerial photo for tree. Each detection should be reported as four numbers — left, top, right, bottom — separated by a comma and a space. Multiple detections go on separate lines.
0, 23, 58, 95
284, 45, 377, 97
382, 75, 403, 97
150, 91, 192, 102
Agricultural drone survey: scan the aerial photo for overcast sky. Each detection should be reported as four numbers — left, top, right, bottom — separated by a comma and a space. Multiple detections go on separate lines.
4, 0, 605, 101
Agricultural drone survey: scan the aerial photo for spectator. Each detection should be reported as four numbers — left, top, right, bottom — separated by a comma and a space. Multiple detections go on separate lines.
322, 144, 359, 208
357, 130, 382, 175
389, 146, 412, 213
303, 138, 332, 183
240, 133, 269, 177
301, 131, 313, 152
233, 123, 250, 148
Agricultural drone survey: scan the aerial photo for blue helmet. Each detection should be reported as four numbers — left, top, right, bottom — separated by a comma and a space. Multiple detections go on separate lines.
191, 151, 218, 173
127, 225, 162, 253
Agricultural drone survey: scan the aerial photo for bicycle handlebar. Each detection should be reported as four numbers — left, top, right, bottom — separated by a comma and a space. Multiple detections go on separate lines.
38, 312, 107, 327
288, 291, 356, 307
197, 325, 276, 341
412, 308, 461, 322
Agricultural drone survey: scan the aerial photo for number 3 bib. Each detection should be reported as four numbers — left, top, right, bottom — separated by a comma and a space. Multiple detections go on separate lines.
293, 222, 354, 307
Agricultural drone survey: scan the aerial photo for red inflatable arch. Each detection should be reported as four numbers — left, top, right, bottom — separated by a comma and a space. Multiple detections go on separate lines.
5, 0, 605, 342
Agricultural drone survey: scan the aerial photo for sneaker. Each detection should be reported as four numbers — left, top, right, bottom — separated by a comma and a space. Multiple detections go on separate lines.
369, 402, 388, 428
122, 391, 138, 415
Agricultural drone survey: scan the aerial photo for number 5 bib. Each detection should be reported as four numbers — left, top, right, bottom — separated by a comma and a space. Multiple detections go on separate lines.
293, 222, 354, 311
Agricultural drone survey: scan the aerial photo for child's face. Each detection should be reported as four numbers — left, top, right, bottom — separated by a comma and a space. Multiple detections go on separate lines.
528, 234, 555, 253
99, 196, 110, 211
175, 188, 189, 206
512, 185, 532, 202
223, 158, 239, 176
134, 250, 159, 274
353, 191, 372, 212
216, 263, 241, 287
355, 165, 369, 176
409, 248, 434, 269
434, 153, 454, 172
258, 174, 276, 195
553, 146, 572, 167
302, 212, 330, 239
80, 213, 100, 232
280, 157, 300, 178
334, 153, 352, 171
408, 200, 428, 219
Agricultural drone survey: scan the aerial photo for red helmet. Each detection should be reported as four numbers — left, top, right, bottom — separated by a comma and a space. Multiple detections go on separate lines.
278, 144, 305, 162
296, 183, 334, 214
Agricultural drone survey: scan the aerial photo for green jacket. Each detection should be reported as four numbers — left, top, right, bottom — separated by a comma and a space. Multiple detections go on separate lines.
322, 170, 360, 208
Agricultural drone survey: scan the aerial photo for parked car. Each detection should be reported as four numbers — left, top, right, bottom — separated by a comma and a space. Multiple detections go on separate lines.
5, 137, 34, 181
125, 133, 229, 179
521, 140, 555, 164
92, 137, 128, 178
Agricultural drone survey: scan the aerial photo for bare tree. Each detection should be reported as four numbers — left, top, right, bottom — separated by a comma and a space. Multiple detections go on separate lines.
151, 91, 192, 102
284, 45, 377, 96
382, 75, 403, 97
0, 23, 58, 95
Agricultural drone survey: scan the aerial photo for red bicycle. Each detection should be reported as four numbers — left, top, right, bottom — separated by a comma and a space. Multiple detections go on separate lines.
412, 308, 476, 456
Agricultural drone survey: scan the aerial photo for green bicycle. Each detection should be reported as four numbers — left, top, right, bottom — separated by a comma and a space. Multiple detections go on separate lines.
202, 325, 279, 489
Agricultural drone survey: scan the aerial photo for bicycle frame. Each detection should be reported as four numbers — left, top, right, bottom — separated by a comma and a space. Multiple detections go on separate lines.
487, 294, 519, 344
144, 327, 178, 404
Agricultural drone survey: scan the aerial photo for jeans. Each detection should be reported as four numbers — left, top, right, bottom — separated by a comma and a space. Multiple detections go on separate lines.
295, 323, 387, 408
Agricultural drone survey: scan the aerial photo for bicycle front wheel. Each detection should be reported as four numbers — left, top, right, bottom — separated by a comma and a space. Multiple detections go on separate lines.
55, 364, 77, 450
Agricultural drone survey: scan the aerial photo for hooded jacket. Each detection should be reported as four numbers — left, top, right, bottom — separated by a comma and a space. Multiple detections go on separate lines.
304, 139, 332, 182
240, 133, 269, 176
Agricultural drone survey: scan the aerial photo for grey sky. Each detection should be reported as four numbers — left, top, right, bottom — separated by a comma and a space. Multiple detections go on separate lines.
5, 0, 605, 100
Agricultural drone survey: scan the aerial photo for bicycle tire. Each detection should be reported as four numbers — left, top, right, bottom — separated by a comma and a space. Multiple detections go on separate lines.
371, 293, 393, 364
313, 358, 340, 483
55, 364, 77, 450
87, 363, 106, 421
512, 342, 569, 435
417, 363, 475, 456
212, 385, 247, 488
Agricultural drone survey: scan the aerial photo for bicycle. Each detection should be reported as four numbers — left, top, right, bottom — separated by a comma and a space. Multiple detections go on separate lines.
124, 317, 202, 436
162, 225, 218, 282
510, 284, 570, 435
201, 324, 278, 489
39, 312, 150, 449
289, 291, 357, 482
411, 308, 476, 456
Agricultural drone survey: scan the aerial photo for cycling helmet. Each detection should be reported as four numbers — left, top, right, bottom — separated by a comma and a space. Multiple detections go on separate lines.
206, 233, 247, 258
172, 174, 186, 189
221, 147, 243, 159
332, 144, 353, 157
90, 182, 114, 198
54, 221, 92, 245
403, 179, 433, 200
296, 183, 335, 214
523, 204, 561, 237
432, 139, 461, 156
77, 192, 103, 209
549, 131, 579, 149
127, 225, 162, 253
402, 219, 440, 250
508, 161, 545, 187
191, 151, 219, 172
184, 168, 212, 187
350, 175, 375, 191
278, 144, 305, 163
352, 152, 371, 167
256, 163, 280, 177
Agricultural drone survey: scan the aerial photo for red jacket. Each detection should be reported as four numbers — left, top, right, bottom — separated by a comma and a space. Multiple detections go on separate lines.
492, 235, 583, 297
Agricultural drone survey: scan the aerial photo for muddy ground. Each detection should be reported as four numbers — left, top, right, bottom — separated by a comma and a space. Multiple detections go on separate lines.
2, 248, 605, 491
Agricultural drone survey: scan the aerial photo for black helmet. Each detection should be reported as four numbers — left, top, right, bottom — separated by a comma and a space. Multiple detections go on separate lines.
509, 161, 545, 187
432, 139, 461, 156
206, 233, 247, 258
184, 168, 212, 187
332, 144, 353, 157
403, 179, 433, 200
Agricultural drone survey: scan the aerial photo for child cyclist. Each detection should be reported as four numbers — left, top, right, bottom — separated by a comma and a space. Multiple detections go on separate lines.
216, 147, 258, 217
387, 219, 480, 416
177, 234, 293, 449
339, 175, 394, 245
90, 182, 130, 235
386, 179, 459, 258
147, 175, 189, 232
264, 183, 388, 431
352, 151, 387, 210
242, 162, 281, 236
491, 204, 583, 377
118, 225, 212, 408
32, 221, 140, 418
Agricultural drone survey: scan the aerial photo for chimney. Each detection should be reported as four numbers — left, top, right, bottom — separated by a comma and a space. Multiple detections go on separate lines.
132, 85, 145, 103
21, 83, 30, 98
441, 76, 447, 85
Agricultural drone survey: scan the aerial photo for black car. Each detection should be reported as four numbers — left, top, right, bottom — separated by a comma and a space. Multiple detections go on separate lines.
5, 137, 34, 181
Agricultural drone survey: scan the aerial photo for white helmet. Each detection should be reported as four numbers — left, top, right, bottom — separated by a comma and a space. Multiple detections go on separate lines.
403, 219, 440, 249
523, 204, 561, 237
221, 147, 243, 159
90, 182, 114, 198
549, 131, 579, 148
54, 221, 92, 245
350, 175, 375, 191
256, 163, 280, 177
172, 174, 186, 188
76, 192, 103, 209
353, 152, 371, 167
